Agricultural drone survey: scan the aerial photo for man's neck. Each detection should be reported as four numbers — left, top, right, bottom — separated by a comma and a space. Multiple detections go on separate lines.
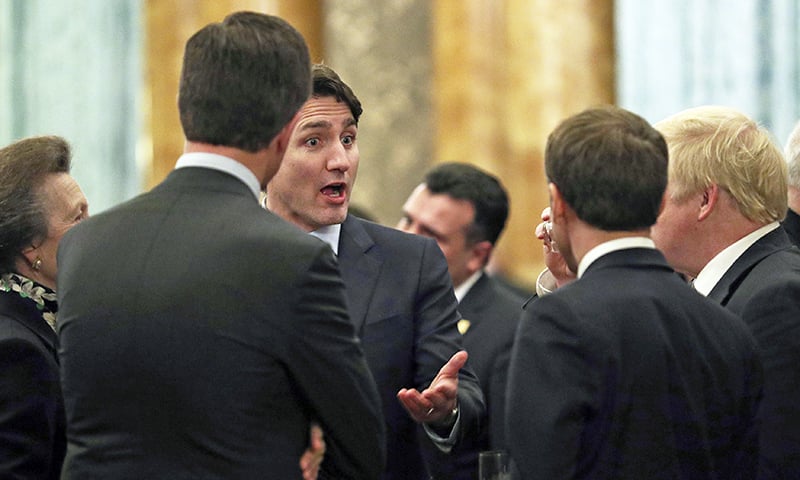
788, 186, 800, 213
569, 223, 651, 268
184, 141, 268, 186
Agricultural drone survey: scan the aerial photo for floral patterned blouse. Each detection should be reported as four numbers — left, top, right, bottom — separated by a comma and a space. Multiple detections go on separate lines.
0, 272, 58, 331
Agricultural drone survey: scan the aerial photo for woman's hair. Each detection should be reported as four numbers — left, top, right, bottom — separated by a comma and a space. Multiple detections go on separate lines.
0, 136, 72, 274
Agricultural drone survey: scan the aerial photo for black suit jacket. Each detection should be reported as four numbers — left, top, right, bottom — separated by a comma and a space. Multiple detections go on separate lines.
507, 248, 762, 479
707, 227, 800, 479
0, 290, 65, 480
424, 273, 523, 480
57, 167, 385, 479
337, 215, 485, 480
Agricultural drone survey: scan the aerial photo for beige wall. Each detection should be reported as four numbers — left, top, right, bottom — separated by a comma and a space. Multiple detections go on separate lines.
144, 0, 614, 289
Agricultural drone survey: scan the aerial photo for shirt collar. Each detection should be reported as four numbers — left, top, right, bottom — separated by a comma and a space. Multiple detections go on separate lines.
309, 224, 342, 255
577, 236, 656, 278
175, 152, 261, 200
692, 222, 780, 296
454, 270, 483, 303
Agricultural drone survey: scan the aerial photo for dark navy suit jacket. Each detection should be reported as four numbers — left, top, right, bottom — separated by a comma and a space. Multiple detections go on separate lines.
57, 168, 385, 479
507, 248, 762, 479
338, 215, 485, 480
707, 227, 800, 479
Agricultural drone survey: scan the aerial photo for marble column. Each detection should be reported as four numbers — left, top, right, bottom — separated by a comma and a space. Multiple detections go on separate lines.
433, 0, 615, 288
322, 0, 434, 225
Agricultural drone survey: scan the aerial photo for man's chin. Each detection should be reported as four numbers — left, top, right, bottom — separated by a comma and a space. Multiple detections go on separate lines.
316, 207, 348, 227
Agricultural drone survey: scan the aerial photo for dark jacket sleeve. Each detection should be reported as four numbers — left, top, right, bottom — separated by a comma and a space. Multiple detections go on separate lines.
414, 239, 485, 445
286, 247, 386, 479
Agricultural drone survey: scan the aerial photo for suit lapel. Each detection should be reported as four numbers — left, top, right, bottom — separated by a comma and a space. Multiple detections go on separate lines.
707, 227, 794, 305
337, 216, 382, 335
457, 273, 490, 335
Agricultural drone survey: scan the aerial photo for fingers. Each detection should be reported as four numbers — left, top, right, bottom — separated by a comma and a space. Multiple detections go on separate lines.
540, 206, 552, 222
397, 387, 434, 423
437, 350, 468, 378
309, 423, 324, 452
535, 221, 547, 240
299, 423, 325, 480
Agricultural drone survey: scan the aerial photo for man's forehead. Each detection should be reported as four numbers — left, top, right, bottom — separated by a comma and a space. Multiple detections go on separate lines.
297, 96, 354, 125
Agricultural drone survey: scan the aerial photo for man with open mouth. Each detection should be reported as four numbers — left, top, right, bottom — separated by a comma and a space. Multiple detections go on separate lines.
264, 64, 485, 480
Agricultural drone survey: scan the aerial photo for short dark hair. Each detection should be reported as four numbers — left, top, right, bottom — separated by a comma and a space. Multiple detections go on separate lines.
545, 105, 668, 230
424, 162, 509, 245
0, 136, 72, 274
312, 64, 362, 124
178, 12, 311, 152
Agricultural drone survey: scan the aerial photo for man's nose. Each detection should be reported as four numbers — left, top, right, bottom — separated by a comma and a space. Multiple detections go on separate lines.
326, 143, 350, 171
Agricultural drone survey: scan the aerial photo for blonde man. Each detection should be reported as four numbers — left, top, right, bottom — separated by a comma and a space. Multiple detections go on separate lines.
652, 105, 800, 479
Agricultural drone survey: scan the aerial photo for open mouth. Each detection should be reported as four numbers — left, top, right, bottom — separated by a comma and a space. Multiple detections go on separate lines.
321, 183, 345, 198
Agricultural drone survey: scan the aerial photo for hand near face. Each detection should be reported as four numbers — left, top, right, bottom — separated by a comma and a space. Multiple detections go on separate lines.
397, 350, 467, 425
536, 207, 576, 288
299, 423, 325, 480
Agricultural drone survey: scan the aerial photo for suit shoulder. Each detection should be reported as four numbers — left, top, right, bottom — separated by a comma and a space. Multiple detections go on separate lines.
736, 248, 800, 296
348, 216, 439, 259
754, 246, 800, 272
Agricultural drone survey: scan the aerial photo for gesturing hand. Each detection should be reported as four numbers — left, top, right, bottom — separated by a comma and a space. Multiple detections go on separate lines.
396, 350, 467, 425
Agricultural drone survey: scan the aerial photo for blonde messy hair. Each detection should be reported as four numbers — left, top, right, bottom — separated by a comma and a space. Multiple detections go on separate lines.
656, 106, 787, 224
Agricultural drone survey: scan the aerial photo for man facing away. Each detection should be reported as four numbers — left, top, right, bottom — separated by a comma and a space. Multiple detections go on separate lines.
264, 64, 485, 480
56, 13, 384, 479
782, 119, 800, 247
506, 105, 763, 479
397, 162, 523, 479
652, 106, 800, 479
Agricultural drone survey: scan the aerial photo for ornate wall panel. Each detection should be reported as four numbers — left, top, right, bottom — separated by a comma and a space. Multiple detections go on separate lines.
322, 0, 434, 225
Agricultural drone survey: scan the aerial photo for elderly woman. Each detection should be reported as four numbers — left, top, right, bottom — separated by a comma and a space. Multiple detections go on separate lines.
0, 136, 88, 479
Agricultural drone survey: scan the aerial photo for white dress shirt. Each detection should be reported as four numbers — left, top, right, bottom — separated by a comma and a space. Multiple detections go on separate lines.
175, 152, 261, 200
577, 237, 656, 278
692, 222, 780, 296
309, 224, 342, 255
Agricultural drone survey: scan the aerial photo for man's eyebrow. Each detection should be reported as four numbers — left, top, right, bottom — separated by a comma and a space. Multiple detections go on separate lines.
298, 117, 357, 131
299, 120, 332, 131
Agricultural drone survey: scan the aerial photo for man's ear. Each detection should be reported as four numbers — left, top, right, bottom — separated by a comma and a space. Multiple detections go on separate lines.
467, 240, 492, 273
698, 184, 720, 221
271, 111, 301, 157
548, 182, 566, 222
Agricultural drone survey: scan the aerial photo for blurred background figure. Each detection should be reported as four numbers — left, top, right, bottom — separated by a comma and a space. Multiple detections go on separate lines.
0, 135, 88, 480
783, 119, 800, 247
397, 162, 522, 479
652, 106, 800, 479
